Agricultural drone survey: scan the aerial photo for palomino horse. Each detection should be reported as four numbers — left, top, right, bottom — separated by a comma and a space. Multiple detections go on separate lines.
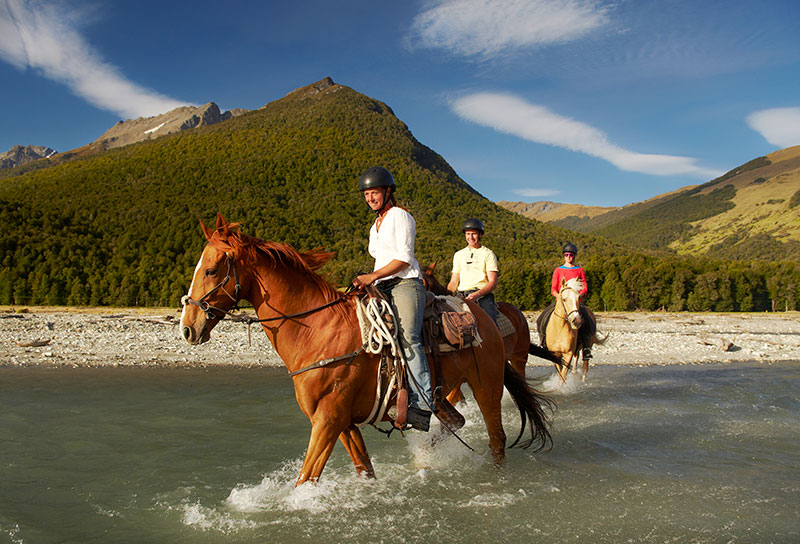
180, 215, 553, 485
421, 263, 561, 380
544, 277, 587, 383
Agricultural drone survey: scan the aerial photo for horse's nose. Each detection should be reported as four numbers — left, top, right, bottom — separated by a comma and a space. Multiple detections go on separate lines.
182, 326, 194, 343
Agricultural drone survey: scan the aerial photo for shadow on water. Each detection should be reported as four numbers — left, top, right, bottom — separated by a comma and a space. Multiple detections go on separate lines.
1, 362, 799, 543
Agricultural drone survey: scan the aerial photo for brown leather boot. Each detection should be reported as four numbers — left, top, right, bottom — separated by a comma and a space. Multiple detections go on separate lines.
434, 398, 465, 431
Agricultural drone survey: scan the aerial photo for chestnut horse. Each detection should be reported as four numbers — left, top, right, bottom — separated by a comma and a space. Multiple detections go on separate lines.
180, 215, 553, 485
421, 263, 561, 380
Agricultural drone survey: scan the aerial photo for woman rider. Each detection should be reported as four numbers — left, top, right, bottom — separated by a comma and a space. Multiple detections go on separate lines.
538, 242, 594, 361
351, 166, 435, 431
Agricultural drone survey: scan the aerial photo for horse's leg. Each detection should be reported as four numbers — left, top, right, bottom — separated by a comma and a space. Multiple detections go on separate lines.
444, 303, 507, 464
557, 355, 569, 383
464, 344, 507, 464
338, 425, 375, 479
570, 335, 580, 375
296, 415, 346, 486
469, 372, 507, 464
581, 338, 592, 382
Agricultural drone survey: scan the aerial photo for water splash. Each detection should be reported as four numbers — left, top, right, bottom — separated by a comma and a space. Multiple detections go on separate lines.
540, 370, 586, 394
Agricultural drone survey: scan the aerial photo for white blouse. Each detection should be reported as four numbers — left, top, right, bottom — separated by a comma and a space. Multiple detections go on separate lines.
368, 206, 421, 281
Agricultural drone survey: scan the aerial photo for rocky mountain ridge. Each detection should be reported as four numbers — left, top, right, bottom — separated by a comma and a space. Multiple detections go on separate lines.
0, 145, 56, 169
93, 102, 249, 151
1, 103, 248, 169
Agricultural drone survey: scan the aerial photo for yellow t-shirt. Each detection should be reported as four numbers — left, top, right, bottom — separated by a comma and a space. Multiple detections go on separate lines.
452, 246, 499, 291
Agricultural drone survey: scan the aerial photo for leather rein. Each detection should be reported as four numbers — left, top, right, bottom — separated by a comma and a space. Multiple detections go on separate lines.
554, 286, 582, 330
180, 253, 359, 375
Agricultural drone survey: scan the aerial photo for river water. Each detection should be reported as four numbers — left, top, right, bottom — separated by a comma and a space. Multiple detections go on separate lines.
1, 362, 798, 544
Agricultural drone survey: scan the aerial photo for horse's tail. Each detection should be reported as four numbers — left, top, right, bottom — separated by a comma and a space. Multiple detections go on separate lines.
528, 343, 563, 368
591, 331, 609, 346
504, 362, 555, 451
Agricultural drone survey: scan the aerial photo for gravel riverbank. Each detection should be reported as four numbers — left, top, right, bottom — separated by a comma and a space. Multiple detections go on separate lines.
1, 307, 798, 368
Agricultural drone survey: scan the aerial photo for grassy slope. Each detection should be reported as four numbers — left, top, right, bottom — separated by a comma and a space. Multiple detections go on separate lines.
497, 200, 618, 222
672, 147, 800, 256
543, 147, 800, 260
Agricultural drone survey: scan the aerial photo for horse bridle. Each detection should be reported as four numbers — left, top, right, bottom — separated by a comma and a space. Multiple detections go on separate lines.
180, 252, 346, 325
181, 253, 241, 321
180, 251, 364, 375
554, 286, 581, 330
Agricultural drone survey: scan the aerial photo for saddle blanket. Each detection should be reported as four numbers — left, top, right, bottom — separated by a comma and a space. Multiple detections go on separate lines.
496, 311, 515, 338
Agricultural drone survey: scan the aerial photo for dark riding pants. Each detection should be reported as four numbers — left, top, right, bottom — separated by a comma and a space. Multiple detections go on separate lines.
458, 290, 498, 323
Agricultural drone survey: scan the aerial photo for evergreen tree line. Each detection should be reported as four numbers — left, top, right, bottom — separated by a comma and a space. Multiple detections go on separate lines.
1, 200, 796, 312
494, 254, 798, 312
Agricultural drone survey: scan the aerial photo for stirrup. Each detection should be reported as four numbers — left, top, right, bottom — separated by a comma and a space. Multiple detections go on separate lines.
434, 398, 465, 431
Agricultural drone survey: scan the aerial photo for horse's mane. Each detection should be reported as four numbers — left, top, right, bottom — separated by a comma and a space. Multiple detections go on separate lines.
564, 277, 584, 293
421, 263, 447, 296
205, 217, 352, 321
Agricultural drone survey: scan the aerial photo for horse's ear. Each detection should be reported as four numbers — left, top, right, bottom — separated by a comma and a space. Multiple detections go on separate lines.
424, 262, 436, 275
560, 277, 567, 288
199, 219, 215, 243
215, 213, 228, 232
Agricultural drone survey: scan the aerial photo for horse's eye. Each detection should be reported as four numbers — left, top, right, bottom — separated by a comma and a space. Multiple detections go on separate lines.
205, 268, 217, 277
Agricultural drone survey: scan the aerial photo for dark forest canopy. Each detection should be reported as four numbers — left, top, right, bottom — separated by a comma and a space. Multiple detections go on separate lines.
0, 79, 797, 311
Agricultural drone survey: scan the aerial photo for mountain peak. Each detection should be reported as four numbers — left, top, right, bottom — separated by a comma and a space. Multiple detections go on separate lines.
282, 77, 341, 102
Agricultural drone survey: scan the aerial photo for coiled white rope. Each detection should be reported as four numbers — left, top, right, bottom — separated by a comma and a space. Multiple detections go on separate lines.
362, 296, 403, 358
357, 296, 405, 427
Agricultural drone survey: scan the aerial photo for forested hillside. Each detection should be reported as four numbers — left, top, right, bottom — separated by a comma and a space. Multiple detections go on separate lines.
0, 78, 797, 311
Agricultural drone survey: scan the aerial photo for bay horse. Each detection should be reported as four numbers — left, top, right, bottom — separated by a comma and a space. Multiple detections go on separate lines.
180, 215, 553, 485
421, 263, 561, 381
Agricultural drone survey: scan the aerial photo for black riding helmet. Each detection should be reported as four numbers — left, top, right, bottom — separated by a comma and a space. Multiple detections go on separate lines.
358, 166, 395, 192
462, 218, 484, 234
562, 242, 578, 255
359, 166, 396, 215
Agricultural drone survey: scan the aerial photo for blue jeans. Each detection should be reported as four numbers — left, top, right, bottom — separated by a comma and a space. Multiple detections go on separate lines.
459, 290, 498, 323
378, 278, 433, 410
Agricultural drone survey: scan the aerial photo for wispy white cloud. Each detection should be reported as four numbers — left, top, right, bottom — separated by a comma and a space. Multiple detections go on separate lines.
746, 107, 800, 149
0, 0, 191, 119
512, 188, 560, 198
407, 0, 610, 58
452, 92, 721, 179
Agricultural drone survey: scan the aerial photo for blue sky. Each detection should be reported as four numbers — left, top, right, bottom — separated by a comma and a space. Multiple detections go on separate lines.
1, 0, 799, 207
